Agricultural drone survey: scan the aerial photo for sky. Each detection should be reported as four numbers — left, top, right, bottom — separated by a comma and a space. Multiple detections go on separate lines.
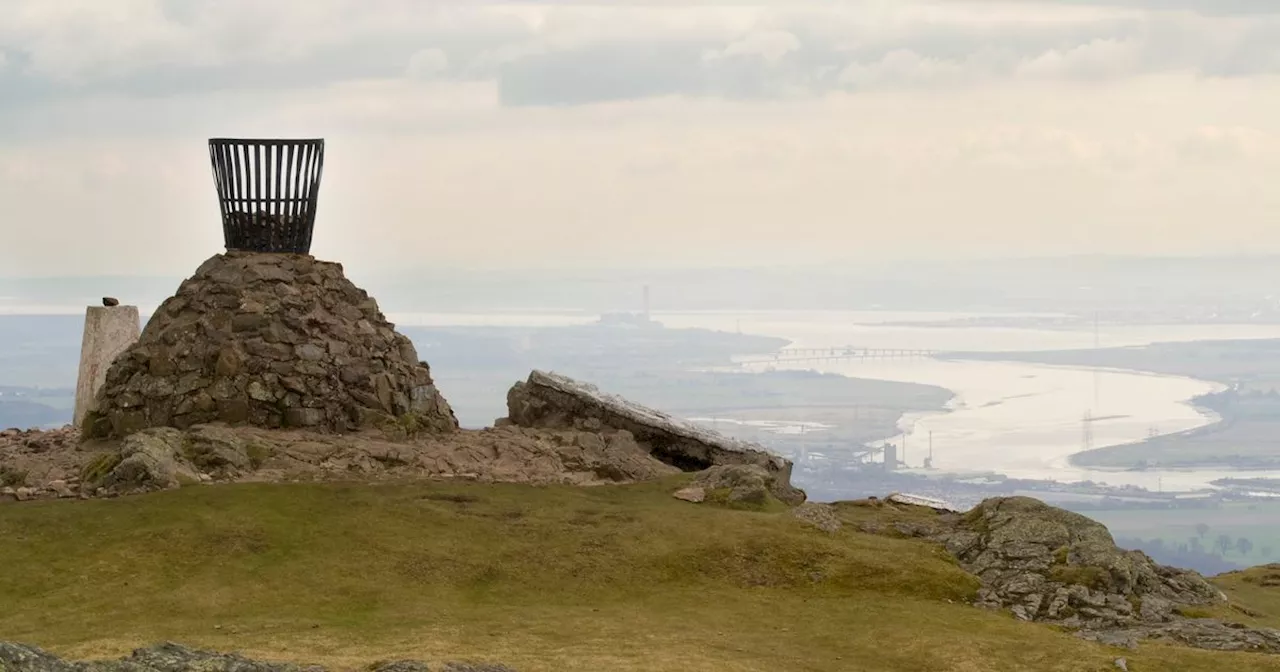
2, 0, 1280, 277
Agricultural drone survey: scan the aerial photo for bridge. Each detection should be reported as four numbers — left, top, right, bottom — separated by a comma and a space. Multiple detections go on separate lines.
737, 346, 939, 366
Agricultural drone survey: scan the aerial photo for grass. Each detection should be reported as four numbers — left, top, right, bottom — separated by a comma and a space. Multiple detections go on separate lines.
80, 452, 123, 485
1048, 565, 1111, 592
1210, 564, 1280, 631
1, 481, 1279, 671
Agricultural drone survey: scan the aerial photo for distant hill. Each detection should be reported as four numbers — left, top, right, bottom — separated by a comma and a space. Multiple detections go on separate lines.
0, 399, 68, 430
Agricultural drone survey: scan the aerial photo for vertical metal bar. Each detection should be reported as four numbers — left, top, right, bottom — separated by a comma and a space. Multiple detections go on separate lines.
273, 143, 284, 218
227, 143, 239, 228
253, 142, 263, 214
210, 143, 228, 244
284, 142, 297, 220
301, 142, 312, 251
218, 144, 233, 226
304, 142, 317, 248
309, 140, 324, 251
233, 143, 246, 215
299, 142, 314, 222
238, 142, 248, 215
236, 141, 248, 243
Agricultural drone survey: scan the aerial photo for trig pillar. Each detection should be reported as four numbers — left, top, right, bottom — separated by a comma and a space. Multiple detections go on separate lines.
73, 304, 141, 428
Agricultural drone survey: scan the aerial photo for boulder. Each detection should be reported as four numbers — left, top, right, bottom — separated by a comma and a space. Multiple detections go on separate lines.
503, 371, 804, 504
1081, 619, 1280, 653
692, 464, 773, 505
673, 486, 707, 503
85, 252, 457, 438
792, 502, 843, 534
937, 497, 1224, 622
888, 495, 1280, 653
97, 428, 200, 493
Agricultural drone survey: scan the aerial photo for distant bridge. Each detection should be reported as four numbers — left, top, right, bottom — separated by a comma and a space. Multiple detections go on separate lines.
738, 346, 939, 366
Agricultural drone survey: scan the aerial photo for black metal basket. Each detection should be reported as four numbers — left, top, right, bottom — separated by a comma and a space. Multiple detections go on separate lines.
208, 138, 325, 253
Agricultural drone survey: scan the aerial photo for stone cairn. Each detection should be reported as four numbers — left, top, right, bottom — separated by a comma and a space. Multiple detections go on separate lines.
84, 252, 457, 438
84, 137, 457, 438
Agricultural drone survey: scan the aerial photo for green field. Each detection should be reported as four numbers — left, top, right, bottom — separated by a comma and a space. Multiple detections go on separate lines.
2, 480, 1279, 671
1071, 418, 1280, 470
1088, 501, 1280, 567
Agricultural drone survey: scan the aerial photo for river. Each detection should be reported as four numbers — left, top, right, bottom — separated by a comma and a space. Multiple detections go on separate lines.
388, 309, 1280, 493
660, 312, 1280, 492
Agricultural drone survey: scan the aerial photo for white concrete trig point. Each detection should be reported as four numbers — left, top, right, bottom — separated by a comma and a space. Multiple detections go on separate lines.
73, 304, 141, 427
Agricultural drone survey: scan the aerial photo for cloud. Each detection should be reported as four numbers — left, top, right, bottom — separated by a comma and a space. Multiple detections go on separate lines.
5, 2, 1280, 276
1015, 38, 1143, 79
839, 49, 974, 89
705, 29, 800, 64
0, 0, 1267, 110
0, 0, 1276, 118
1177, 125, 1277, 162
406, 48, 449, 79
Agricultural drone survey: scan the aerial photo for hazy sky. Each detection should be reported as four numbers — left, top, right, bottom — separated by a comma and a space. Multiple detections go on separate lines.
2, 0, 1280, 277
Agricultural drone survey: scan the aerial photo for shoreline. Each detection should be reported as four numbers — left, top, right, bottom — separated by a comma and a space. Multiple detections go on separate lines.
948, 345, 1280, 474
779, 354, 1262, 493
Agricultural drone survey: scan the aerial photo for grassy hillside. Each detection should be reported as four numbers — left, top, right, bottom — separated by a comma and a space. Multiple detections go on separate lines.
1, 480, 1278, 671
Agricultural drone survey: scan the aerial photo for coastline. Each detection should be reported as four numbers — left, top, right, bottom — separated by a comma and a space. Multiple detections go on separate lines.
948, 341, 1280, 474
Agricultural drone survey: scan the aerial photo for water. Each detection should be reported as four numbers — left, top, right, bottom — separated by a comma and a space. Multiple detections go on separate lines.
751, 358, 1235, 491
649, 311, 1280, 492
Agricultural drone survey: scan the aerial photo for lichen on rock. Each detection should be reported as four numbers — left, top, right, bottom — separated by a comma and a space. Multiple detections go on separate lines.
85, 252, 457, 438
877, 495, 1280, 653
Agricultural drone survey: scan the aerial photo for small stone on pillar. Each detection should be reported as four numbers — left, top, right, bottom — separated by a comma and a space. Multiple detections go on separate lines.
73, 304, 141, 428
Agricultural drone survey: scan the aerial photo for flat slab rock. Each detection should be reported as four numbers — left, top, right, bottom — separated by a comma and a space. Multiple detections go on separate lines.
503, 370, 804, 504
0, 642, 515, 672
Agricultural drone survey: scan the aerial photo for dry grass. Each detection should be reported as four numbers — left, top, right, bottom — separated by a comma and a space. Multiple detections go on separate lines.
1, 481, 1278, 671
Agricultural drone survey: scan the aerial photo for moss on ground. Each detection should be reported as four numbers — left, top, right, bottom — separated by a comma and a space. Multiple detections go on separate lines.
244, 442, 271, 470
0, 481, 1278, 671
1048, 565, 1112, 592
78, 452, 121, 485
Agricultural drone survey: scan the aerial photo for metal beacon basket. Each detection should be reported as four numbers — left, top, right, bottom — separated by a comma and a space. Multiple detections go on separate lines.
208, 138, 326, 254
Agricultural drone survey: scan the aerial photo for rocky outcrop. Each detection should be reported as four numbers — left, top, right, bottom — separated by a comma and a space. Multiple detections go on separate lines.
878, 495, 1280, 653
3, 422, 679, 502
939, 497, 1224, 625
0, 426, 80, 497
503, 371, 804, 504
0, 641, 516, 672
84, 252, 457, 438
